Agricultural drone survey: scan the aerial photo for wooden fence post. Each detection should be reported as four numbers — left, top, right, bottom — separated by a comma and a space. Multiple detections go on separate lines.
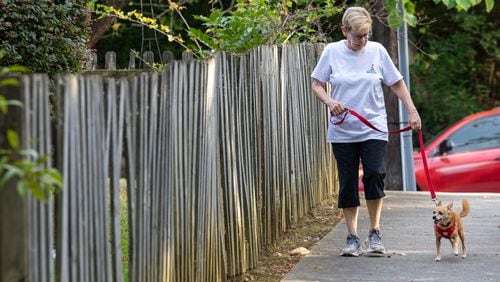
0, 75, 27, 282
105, 51, 117, 70
86, 51, 98, 71
129, 50, 136, 69
182, 51, 193, 62
162, 51, 174, 64
143, 51, 154, 70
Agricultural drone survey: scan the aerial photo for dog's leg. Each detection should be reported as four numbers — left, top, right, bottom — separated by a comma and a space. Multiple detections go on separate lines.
452, 237, 459, 256
435, 236, 442, 261
459, 229, 467, 258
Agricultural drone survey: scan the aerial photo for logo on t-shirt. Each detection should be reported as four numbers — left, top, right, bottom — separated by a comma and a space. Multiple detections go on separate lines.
366, 64, 377, 74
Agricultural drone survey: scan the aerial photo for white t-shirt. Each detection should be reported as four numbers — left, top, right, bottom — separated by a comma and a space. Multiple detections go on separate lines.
311, 40, 403, 143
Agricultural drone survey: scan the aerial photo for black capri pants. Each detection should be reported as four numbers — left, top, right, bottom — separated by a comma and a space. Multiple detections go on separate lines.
332, 139, 387, 208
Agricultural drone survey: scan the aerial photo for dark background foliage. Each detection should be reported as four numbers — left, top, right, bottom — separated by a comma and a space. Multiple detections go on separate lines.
93, 1, 498, 139
410, 4, 499, 139
0, 0, 497, 141
0, 0, 90, 74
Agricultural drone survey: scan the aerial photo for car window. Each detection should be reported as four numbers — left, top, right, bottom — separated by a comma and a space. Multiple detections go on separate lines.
448, 114, 500, 154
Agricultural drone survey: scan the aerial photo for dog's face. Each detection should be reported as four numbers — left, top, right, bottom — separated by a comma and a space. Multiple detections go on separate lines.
433, 201, 453, 225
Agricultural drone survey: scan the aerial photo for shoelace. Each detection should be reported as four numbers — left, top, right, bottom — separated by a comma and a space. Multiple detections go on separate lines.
347, 234, 360, 245
369, 230, 382, 244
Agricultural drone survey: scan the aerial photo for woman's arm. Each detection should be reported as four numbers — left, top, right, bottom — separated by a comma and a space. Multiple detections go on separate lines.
312, 79, 346, 115
389, 79, 421, 130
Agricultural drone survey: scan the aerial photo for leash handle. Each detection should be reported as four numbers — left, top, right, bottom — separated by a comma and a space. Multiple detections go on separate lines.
331, 109, 438, 202
330, 109, 412, 133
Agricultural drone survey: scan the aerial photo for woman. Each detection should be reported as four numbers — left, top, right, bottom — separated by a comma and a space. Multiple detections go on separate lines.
311, 7, 421, 256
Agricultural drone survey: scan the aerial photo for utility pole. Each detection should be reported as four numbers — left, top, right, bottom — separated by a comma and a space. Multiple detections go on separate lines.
397, 0, 417, 191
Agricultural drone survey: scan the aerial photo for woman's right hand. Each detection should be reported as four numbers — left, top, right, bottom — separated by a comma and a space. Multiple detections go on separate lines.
328, 100, 346, 116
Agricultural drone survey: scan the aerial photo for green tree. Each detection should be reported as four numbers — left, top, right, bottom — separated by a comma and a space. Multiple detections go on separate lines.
410, 3, 499, 138
91, 0, 497, 141
92, 0, 344, 61
189, 0, 342, 56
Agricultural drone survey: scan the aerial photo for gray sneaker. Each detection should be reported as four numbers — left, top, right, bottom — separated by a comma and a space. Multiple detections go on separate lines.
365, 229, 385, 254
340, 234, 361, 257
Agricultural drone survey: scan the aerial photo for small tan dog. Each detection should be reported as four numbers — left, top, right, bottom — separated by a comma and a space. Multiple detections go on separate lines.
432, 199, 470, 261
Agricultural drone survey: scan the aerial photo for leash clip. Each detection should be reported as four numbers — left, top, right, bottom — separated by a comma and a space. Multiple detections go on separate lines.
432, 197, 439, 206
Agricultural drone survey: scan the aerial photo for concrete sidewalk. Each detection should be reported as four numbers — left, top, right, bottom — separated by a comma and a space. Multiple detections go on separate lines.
282, 191, 500, 281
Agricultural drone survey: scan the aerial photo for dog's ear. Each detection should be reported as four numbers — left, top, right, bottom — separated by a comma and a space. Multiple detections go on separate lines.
437, 201, 442, 206
447, 202, 453, 210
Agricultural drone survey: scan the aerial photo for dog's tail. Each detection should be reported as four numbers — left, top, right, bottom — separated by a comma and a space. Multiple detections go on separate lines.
460, 199, 470, 217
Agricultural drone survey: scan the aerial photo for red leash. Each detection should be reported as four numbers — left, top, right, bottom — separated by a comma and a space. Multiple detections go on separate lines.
331, 109, 438, 203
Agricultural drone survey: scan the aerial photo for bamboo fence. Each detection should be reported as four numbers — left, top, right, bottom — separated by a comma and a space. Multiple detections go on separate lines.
2, 43, 338, 282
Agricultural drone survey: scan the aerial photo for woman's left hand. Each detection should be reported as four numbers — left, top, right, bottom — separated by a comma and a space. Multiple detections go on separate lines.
409, 110, 421, 130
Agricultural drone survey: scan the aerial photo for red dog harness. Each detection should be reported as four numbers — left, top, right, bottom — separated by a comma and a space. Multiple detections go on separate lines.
434, 222, 456, 239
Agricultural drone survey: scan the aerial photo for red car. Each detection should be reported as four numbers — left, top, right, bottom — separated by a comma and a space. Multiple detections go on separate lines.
414, 108, 500, 193
359, 108, 500, 192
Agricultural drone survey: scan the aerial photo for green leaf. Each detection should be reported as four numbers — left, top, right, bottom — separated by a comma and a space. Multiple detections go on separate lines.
6, 129, 20, 149
0, 96, 6, 113
16, 181, 28, 198
29, 180, 46, 201
0, 78, 20, 87
485, 0, 494, 12
455, 0, 472, 10
12, 160, 35, 172
20, 149, 39, 159
386, 0, 403, 28
404, 12, 418, 27
7, 100, 23, 108
188, 28, 216, 50
403, 0, 416, 13
6, 65, 30, 74
3, 164, 22, 175
442, 0, 456, 8
33, 154, 47, 165
0, 168, 17, 189
87, 0, 97, 10
41, 174, 63, 192
0, 97, 23, 113
388, 13, 404, 29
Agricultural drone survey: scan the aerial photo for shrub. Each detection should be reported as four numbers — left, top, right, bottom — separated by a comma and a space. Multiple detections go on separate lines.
0, 0, 91, 74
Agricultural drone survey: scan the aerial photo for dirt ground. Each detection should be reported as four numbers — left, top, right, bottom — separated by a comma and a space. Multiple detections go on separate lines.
229, 194, 342, 281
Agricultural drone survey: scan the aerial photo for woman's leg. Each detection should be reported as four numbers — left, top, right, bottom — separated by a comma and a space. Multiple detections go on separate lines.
360, 139, 388, 228
333, 143, 363, 256
343, 206, 359, 235
360, 139, 387, 253
366, 198, 383, 230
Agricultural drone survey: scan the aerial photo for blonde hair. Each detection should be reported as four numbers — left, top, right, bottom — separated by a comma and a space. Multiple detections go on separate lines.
342, 7, 372, 31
